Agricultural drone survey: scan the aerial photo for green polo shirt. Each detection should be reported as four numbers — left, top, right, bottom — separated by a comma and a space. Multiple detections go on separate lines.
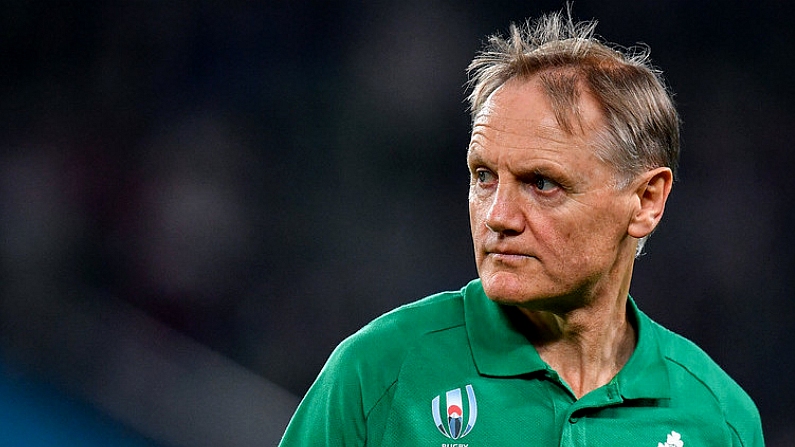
280, 279, 763, 446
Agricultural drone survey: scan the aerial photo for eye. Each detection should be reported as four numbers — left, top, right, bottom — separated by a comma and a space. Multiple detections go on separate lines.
533, 176, 558, 192
475, 169, 496, 185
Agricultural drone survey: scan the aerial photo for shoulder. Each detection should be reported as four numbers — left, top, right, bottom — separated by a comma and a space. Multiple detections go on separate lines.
281, 290, 467, 447
322, 288, 467, 410
340, 288, 466, 359
362, 288, 465, 337
647, 318, 763, 443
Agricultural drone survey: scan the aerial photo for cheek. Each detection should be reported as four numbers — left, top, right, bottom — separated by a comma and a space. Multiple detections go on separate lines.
469, 216, 487, 259
468, 196, 485, 234
549, 210, 625, 264
532, 213, 597, 262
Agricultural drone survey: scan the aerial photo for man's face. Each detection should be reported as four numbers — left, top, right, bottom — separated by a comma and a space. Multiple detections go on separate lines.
468, 76, 638, 310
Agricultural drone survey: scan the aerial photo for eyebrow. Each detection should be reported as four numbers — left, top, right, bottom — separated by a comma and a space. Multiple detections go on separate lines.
466, 145, 487, 165
466, 142, 575, 182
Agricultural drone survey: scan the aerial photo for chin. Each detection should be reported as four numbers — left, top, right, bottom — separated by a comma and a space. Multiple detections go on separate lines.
480, 271, 579, 313
480, 271, 534, 305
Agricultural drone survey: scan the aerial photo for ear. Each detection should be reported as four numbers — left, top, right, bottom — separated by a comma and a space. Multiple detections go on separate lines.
627, 167, 673, 239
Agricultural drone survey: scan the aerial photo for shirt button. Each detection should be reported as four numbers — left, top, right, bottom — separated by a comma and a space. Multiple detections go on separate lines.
569, 416, 579, 424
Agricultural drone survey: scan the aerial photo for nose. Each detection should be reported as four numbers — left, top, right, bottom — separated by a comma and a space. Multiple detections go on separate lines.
484, 182, 525, 235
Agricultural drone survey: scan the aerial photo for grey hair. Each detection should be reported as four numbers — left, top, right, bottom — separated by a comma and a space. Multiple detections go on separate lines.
466, 7, 680, 257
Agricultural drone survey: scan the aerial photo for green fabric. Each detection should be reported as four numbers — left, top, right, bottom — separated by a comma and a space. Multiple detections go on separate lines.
279, 279, 763, 446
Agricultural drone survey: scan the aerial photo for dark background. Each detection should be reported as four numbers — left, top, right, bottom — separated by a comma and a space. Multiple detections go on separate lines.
1, 1, 792, 445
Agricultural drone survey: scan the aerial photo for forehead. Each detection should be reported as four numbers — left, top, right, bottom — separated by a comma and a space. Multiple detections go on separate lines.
474, 76, 604, 136
469, 77, 605, 158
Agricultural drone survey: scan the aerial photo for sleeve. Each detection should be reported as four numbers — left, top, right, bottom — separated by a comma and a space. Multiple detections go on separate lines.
726, 386, 765, 447
728, 405, 765, 447
278, 339, 368, 447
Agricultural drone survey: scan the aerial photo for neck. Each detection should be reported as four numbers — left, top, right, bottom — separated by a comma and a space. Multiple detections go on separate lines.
520, 301, 635, 398
518, 264, 637, 398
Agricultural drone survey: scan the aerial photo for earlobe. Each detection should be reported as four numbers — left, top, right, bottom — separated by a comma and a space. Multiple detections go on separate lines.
627, 167, 673, 238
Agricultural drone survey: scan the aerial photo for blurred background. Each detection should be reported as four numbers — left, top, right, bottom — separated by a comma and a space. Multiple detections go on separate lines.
1, 1, 792, 445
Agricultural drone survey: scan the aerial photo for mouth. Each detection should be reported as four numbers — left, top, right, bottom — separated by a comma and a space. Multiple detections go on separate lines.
489, 252, 530, 260
486, 250, 534, 263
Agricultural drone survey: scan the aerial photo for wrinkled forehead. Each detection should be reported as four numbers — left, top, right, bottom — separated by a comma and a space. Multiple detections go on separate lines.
473, 74, 607, 139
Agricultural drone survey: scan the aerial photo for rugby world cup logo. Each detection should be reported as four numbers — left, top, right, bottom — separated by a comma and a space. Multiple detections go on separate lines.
432, 384, 477, 439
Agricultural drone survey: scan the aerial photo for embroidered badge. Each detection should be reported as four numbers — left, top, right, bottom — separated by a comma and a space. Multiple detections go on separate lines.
658, 430, 684, 447
432, 384, 478, 439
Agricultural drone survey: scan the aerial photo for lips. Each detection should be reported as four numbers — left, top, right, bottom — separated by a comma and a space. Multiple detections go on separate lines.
484, 243, 531, 256
485, 246, 534, 261
489, 253, 531, 263
489, 249, 527, 256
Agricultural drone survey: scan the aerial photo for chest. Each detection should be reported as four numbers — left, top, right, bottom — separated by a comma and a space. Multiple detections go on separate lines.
368, 376, 729, 447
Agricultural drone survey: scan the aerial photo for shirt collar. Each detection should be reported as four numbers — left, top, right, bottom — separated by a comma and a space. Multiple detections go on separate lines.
463, 279, 671, 399
464, 279, 548, 377
614, 297, 671, 400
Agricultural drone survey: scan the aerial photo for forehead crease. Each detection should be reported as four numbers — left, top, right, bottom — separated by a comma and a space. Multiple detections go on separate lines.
470, 120, 588, 154
480, 76, 606, 135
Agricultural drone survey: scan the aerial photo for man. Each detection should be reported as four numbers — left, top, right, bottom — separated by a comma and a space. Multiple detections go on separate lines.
280, 9, 764, 446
